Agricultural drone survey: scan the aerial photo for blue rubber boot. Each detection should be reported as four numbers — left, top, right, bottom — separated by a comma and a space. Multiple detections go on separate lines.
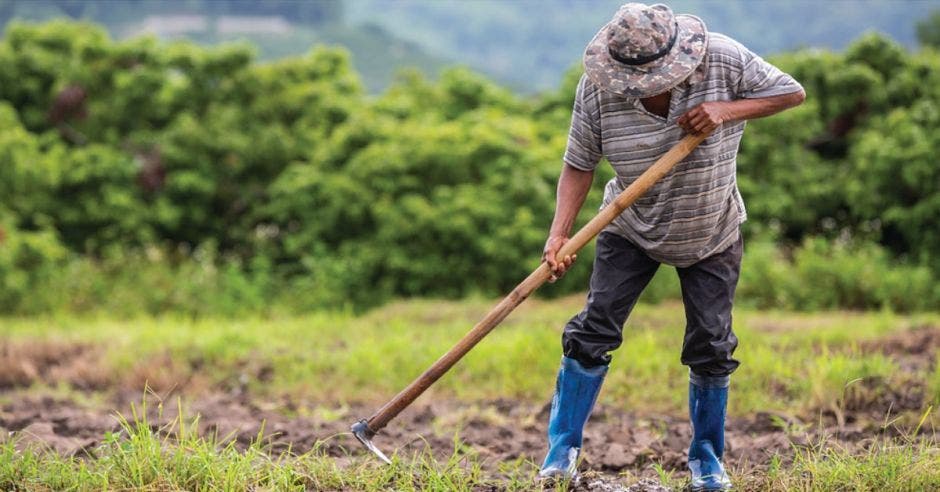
688, 372, 732, 491
539, 356, 608, 482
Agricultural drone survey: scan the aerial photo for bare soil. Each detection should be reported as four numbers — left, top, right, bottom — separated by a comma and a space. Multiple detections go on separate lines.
2, 390, 936, 489
860, 323, 940, 372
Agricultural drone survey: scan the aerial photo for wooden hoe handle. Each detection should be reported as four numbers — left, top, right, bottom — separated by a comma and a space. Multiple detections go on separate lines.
362, 132, 709, 434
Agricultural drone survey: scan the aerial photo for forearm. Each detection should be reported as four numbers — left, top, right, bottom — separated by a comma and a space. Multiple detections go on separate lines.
549, 164, 595, 237
678, 90, 805, 134
724, 90, 806, 122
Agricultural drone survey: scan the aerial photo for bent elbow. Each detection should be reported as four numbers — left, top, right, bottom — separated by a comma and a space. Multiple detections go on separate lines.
792, 88, 806, 107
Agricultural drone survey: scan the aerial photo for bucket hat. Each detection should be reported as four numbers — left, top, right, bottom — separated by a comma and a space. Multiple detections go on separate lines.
584, 3, 707, 97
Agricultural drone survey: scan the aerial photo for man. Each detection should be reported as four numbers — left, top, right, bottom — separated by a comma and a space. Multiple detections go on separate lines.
539, 3, 805, 490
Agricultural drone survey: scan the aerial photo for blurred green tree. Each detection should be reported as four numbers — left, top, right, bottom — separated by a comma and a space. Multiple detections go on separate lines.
916, 10, 940, 48
1, 22, 938, 313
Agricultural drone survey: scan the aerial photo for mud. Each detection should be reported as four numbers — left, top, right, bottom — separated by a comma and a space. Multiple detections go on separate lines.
0, 340, 112, 391
860, 324, 940, 372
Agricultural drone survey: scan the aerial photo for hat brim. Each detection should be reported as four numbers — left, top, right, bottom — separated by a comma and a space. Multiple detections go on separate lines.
584, 14, 707, 98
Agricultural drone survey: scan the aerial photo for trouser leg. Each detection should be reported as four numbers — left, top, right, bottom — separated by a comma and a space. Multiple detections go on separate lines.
676, 234, 743, 377
562, 232, 660, 367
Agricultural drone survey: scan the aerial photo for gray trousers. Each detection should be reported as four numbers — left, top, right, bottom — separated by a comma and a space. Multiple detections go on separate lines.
562, 231, 742, 377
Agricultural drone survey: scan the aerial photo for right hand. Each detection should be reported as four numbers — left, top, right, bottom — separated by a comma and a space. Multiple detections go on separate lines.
543, 235, 577, 283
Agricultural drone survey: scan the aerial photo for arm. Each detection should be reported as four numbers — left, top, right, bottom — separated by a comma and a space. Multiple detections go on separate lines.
680, 37, 806, 134
544, 164, 595, 282
677, 90, 806, 134
546, 74, 603, 282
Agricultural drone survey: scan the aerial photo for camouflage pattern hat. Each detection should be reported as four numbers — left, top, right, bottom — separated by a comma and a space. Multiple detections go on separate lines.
584, 3, 707, 97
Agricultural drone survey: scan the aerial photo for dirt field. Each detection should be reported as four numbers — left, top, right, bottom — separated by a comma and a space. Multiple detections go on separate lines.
2, 324, 939, 490
5, 392, 935, 489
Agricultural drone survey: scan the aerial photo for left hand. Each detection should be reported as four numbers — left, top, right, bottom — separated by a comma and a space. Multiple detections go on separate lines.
677, 102, 732, 134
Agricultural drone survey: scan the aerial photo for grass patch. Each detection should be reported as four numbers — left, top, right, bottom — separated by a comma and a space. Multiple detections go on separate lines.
1, 298, 938, 419
930, 355, 940, 406
750, 438, 940, 491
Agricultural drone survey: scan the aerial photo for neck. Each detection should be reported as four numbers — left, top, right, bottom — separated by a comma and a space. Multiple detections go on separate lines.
640, 91, 671, 118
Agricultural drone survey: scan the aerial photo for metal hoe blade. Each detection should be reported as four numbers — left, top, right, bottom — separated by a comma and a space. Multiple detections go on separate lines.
351, 420, 392, 465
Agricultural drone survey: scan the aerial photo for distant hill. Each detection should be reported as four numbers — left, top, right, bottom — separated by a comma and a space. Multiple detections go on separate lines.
2, 0, 936, 93
346, 0, 938, 92
180, 22, 448, 93
0, 0, 446, 93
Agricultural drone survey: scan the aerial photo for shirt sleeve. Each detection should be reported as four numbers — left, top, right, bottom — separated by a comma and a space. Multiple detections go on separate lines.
733, 42, 804, 99
563, 74, 603, 171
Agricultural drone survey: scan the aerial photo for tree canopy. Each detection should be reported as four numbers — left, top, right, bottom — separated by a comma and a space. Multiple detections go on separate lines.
1, 21, 939, 314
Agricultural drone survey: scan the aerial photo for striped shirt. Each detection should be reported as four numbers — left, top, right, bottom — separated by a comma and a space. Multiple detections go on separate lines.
565, 32, 803, 267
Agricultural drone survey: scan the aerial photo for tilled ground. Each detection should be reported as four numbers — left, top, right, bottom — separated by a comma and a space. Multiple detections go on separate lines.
1, 324, 938, 490
2, 389, 934, 491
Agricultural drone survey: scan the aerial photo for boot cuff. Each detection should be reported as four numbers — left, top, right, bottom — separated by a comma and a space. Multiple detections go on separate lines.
562, 356, 609, 377
689, 370, 730, 388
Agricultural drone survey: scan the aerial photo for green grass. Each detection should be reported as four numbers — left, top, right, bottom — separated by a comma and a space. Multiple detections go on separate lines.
0, 298, 940, 413
2, 297, 937, 417
751, 437, 940, 491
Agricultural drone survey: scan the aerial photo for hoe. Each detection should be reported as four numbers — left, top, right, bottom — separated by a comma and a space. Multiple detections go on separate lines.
351, 132, 709, 464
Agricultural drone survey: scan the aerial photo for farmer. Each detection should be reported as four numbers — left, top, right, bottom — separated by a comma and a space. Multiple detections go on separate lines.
539, 3, 805, 490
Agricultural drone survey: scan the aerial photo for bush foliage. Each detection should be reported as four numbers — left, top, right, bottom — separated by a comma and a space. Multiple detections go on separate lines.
2, 22, 939, 314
